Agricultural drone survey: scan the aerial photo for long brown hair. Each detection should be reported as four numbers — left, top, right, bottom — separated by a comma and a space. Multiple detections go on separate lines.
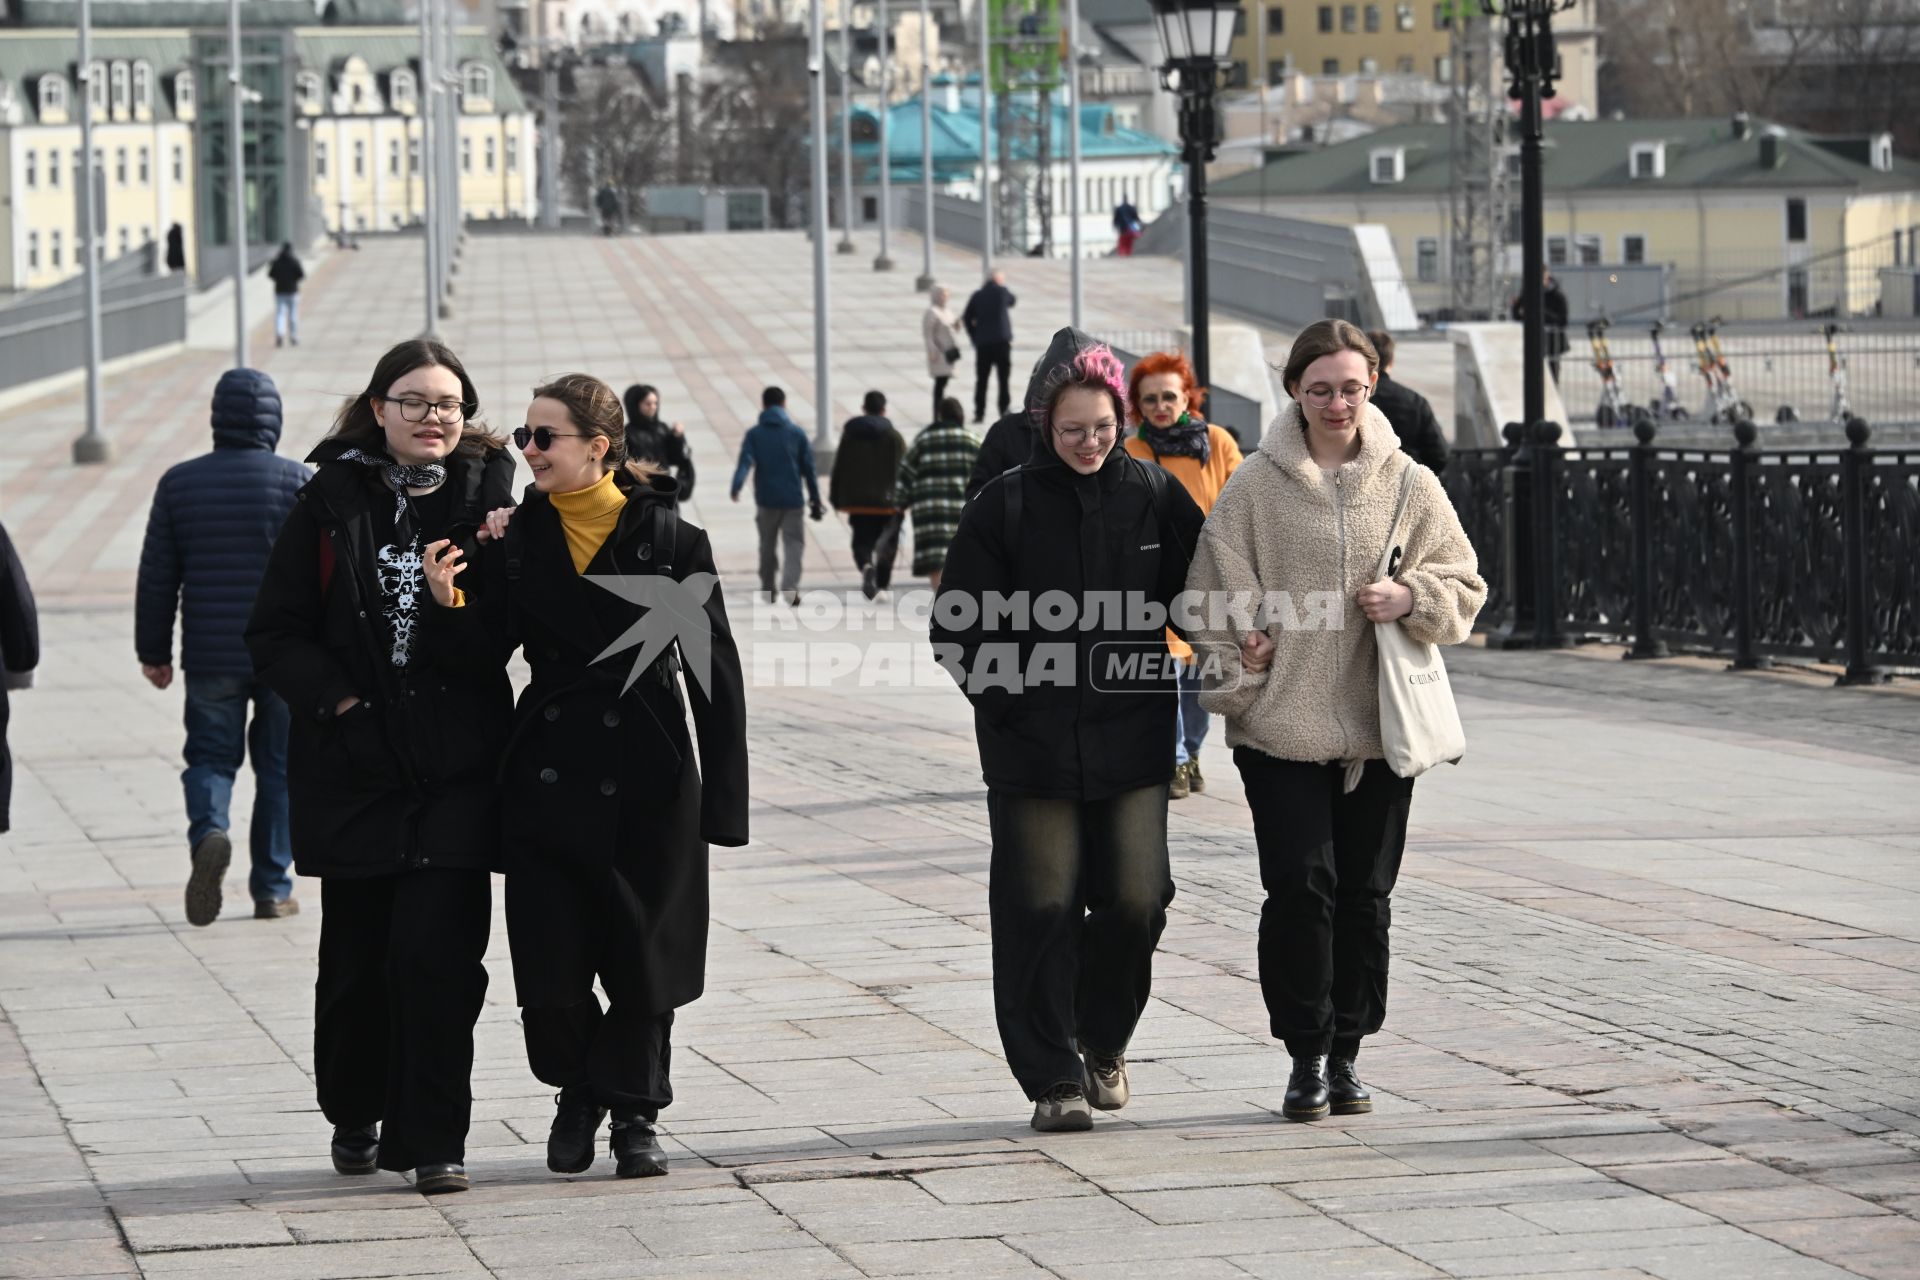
327, 338, 506, 456
1281, 320, 1379, 397
531, 372, 662, 483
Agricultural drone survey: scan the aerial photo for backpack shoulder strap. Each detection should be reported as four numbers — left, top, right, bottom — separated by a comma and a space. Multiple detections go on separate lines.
1001, 465, 1023, 552
641, 500, 677, 576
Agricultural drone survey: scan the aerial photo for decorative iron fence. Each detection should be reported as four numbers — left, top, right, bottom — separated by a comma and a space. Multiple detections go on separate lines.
1447, 419, 1920, 679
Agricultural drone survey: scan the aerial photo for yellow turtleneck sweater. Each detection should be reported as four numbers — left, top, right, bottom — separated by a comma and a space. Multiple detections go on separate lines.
549, 469, 627, 573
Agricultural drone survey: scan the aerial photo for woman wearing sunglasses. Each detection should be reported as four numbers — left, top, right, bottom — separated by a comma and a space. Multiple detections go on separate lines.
931, 337, 1205, 1133
1121, 351, 1243, 802
423, 373, 747, 1181
246, 339, 516, 1194
1184, 320, 1484, 1124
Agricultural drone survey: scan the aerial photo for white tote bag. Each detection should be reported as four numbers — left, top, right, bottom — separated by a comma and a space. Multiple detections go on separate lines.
1375, 461, 1466, 779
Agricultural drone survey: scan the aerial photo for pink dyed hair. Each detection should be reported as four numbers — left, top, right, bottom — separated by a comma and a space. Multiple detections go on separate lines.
1031, 344, 1129, 433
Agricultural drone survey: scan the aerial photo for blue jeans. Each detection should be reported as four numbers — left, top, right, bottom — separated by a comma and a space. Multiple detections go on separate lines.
1174, 660, 1208, 766
275, 293, 299, 342
183, 673, 294, 903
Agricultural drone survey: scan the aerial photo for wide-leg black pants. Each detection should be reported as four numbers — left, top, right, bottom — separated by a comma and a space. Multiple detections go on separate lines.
315, 869, 492, 1171
508, 865, 675, 1119
987, 783, 1174, 1100
1234, 750, 1414, 1059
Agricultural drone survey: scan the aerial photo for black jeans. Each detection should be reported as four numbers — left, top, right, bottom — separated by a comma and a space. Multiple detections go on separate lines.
1234, 750, 1414, 1059
974, 341, 1012, 421
508, 868, 675, 1117
988, 783, 1173, 1100
315, 869, 492, 1171
933, 375, 950, 421
848, 513, 898, 591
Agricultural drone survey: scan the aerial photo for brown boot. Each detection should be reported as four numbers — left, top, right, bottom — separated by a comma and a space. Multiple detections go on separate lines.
1170, 763, 1191, 800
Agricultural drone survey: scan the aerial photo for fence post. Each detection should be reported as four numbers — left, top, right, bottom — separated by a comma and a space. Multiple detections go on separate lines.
1531, 421, 1567, 649
1625, 416, 1667, 659
1728, 417, 1763, 671
1838, 416, 1882, 686
1489, 421, 1534, 649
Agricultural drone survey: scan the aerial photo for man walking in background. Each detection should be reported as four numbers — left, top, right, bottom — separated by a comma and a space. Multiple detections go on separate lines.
963, 270, 1017, 424
830, 391, 908, 602
731, 386, 824, 605
268, 243, 304, 348
1366, 331, 1450, 474
137, 369, 310, 926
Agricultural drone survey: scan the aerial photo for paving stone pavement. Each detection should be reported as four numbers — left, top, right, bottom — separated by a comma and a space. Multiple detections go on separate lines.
1, 232, 1917, 1280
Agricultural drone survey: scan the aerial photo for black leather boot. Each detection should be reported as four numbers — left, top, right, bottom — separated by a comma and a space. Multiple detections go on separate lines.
413, 1162, 468, 1194
330, 1123, 378, 1175
547, 1085, 608, 1175
1282, 1055, 1330, 1121
609, 1112, 668, 1179
1328, 1057, 1372, 1115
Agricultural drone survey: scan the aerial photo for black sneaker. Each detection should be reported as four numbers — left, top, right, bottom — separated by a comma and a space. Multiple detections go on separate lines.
547, 1085, 607, 1175
330, 1123, 378, 1175
1328, 1056, 1372, 1115
1030, 1081, 1094, 1132
1282, 1055, 1331, 1122
609, 1112, 668, 1178
185, 830, 231, 927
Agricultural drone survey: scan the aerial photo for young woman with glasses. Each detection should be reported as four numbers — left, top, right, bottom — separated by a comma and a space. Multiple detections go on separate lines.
246, 339, 516, 1194
421, 373, 748, 1181
931, 337, 1205, 1133
1183, 319, 1486, 1124
1121, 351, 1245, 801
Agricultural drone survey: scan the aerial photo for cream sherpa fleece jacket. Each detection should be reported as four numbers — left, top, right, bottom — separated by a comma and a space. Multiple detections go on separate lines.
1183, 401, 1487, 766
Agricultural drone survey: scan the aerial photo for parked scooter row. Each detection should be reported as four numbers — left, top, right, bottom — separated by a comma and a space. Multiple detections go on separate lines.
1586, 316, 1852, 428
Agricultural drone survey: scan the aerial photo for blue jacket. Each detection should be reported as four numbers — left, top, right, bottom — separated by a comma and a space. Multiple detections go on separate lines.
136, 368, 312, 675
730, 407, 821, 509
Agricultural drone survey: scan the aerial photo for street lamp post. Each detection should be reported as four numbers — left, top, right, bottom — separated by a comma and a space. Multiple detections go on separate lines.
874, 0, 894, 271
810, 0, 834, 448
419, 0, 438, 335
914, 0, 934, 291
73, 0, 110, 464
978, 0, 993, 274
1065, 0, 1083, 328
1149, 0, 1237, 395
837, 0, 856, 253
227, 0, 249, 368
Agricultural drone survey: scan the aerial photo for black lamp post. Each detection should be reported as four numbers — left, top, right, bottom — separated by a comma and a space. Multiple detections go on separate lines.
1150, 0, 1238, 395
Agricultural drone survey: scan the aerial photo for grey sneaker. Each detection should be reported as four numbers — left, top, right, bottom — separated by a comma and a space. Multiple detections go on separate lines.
185, 831, 231, 927
253, 898, 300, 920
1030, 1082, 1094, 1132
1083, 1052, 1130, 1111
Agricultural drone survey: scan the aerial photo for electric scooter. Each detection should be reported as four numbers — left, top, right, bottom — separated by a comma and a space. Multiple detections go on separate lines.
1648, 321, 1689, 422
1588, 317, 1631, 428
1690, 317, 1755, 425
1820, 322, 1852, 422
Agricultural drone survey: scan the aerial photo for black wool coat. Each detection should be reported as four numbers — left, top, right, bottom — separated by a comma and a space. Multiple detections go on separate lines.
438, 472, 749, 1013
245, 444, 517, 878
933, 444, 1205, 802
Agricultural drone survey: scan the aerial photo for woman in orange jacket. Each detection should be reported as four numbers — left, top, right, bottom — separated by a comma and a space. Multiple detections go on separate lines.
1122, 352, 1243, 798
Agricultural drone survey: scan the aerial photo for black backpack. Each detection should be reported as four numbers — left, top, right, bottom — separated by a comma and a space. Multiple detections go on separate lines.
999, 454, 1187, 563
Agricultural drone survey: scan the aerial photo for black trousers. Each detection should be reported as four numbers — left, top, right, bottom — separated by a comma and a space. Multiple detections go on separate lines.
1234, 750, 1414, 1059
988, 783, 1173, 1100
848, 513, 899, 591
508, 867, 675, 1118
974, 342, 1012, 421
932, 375, 951, 421
315, 869, 492, 1171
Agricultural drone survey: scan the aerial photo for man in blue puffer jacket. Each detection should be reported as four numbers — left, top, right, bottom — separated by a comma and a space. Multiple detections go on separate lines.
730, 386, 823, 604
137, 368, 311, 927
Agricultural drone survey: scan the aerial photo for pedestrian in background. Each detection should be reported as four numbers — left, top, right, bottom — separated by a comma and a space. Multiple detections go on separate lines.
730, 386, 823, 605
933, 339, 1203, 1133
246, 338, 515, 1195
966, 327, 1094, 498
424, 373, 748, 1182
1511, 268, 1570, 382
268, 243, 304, 348
0, 522, 38, 836
137, 368, 310, 927
623, 384, 696, 504
1184, 320, 1485, 1125
1112, 198, 1141, 256
963, 269, 1017, 424
1365, 331, 1450, 475
1122, 351, 1243, 801
165, 222, 187, 274
897, 397, 979, 592
830, 391, 907, 602
923, 286, 964, 422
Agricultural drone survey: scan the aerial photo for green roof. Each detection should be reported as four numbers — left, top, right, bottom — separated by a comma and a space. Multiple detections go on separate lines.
1212, 116, 1920, 199
291, 29, 528, 115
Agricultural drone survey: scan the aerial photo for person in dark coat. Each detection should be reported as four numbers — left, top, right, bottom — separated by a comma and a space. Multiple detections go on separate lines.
137, 367, 311, 927
830, 391, 907, 599
931, 337, 1204, 1133
268, 244, 304, 348
962, 269, 1017, 423
165, 222, 187, 274
1364, 331, 1449, 475
965, 326, 1094, 499
0, 523, 39, 836
424, 373, 748, 1181
622, 384, 695, 504
244, 339, 515, 1196
1511, 269, 1571, 381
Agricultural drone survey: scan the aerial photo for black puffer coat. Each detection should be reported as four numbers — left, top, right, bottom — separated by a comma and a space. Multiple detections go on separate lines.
933, 370, 1205, 802
244, 442, 516, 878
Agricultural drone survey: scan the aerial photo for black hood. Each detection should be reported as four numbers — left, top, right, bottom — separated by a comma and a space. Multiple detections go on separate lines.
210, 367, 283, 451
842, 414, 893, 440
1023, 326, 1101, 467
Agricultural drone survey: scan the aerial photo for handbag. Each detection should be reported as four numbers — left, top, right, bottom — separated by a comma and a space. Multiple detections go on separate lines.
944, 346, 962, 363
1374, 460, 1466, 779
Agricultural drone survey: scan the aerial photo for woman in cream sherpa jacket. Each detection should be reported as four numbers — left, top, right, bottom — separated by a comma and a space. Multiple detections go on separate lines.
1183, 319, 1485, 1125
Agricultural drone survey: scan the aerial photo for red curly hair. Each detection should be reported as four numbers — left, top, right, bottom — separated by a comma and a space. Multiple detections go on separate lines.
1126, 351, 1208, 425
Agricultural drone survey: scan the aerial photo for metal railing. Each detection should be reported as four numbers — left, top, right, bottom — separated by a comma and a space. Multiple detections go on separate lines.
1093, 328, 1267, 448
0, 249, 189, 392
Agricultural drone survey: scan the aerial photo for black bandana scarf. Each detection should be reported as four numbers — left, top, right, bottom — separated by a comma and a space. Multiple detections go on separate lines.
1139, 413, 1211, 465
335, 447, 448, 667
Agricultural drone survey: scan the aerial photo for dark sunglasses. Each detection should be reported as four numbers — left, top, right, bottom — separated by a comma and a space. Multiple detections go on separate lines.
513, 426, 590, 451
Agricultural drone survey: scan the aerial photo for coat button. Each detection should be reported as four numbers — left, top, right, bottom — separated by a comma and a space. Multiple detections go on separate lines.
540, 768, 558, 784
602, 710, 620, 728
599, 779, 617, 796
544, 704, 560, 721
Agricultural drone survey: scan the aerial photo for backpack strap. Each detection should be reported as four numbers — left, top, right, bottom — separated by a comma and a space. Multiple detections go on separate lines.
1126, 453, 1189, 563
1001, 465, 1024, 553
640, 501, 676, 577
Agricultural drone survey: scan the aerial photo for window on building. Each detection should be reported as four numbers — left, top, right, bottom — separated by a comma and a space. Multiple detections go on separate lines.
111, 62, 129, 114
1575, 234, 1601, 264
505, 134, 518, 172
133, 61, 152, 112
24, 150, 35, 188
1227, 60, 1249, 87
1786, 197, 1807, 242
1322, 57, 1340, 74
463, 64, 492, 101
410, 136, 421, 173
1359, 56, 1379, 73
1436, 55, 1452, 82
1788, 266, 1809, 316
172, 144, 184, 183
391, 70, 416, 111
1397, 2, 1415, 29
87, 60, 106, 114
1623, 234, 1647, 265
138, 146, 149, 183
316, 140, 329, 179
1547, 236, 1569, 266
389, 138, 402, 176
353, 139, 365, 178
1416, 237, 1439, 282
51, 230, 63, 268
1365, 4, 1380, 31
1269, 59, 1290, 85
1233, 6, 1246, 35
115, 147, 127, 184
351, 82, 364, 108
49, 147, 62, 187
298, 72, 324, 112
1341, 4, 1357, 31
175, 70, 195, 116
485, 136, 496, 172
39, 75, 66, 118
1319, 5, 1334, 32
461, 136, 472, 174
27, 232, 38, 271
1267, 7, 1284, 33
